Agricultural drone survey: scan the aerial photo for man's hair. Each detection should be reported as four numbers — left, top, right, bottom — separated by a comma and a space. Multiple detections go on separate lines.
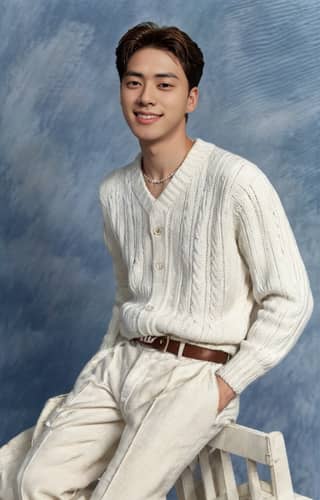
115, 22, 204, 122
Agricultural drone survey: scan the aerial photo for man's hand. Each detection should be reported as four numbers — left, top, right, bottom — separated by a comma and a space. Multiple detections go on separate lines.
215, 374, 236, 413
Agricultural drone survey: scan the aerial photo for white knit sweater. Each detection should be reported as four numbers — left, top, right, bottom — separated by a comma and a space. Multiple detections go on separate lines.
98, 138, 313, 394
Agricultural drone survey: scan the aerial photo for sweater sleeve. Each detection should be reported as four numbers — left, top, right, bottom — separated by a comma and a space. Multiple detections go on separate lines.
98, 183, 130, 350
216, 168, 314, 394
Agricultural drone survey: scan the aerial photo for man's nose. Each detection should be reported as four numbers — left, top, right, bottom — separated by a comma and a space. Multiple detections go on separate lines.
137, 83, 156, 105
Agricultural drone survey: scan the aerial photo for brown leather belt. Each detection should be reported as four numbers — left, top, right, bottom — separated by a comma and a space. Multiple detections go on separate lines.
131, 335, 230, 364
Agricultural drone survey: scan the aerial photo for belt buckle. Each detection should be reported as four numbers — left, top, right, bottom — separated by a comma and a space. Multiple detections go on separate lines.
141, 335, 157, 344
226, 352, 232, 362
159, 335, 170, 353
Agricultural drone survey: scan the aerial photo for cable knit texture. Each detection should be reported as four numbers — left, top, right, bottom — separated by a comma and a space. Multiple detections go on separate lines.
98, 138, 313, 394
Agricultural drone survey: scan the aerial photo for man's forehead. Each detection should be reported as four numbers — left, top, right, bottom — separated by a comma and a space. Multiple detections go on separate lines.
126, 48, 183, 75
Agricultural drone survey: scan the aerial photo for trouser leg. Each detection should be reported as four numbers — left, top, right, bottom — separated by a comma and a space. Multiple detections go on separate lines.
90, 347, 240, 500
16, 343, 128, 500
16, 339, 239, 500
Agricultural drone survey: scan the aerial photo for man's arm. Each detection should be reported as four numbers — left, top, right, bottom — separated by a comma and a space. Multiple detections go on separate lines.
215, 166, 314, 397
98, 183, 130, 350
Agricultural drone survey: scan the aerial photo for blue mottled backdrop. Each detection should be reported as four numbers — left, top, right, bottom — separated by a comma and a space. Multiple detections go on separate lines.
0, 1, 319, 498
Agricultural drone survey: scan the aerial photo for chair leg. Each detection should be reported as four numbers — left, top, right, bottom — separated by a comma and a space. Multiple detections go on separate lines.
268, 432, 295, 500
246, 459, 263, 500
198, 445, 217, 499
209, 449, 239, 500
175, 464, 198, 500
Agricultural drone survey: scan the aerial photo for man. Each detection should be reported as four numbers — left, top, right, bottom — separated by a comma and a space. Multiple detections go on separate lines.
15, 21, 313, 499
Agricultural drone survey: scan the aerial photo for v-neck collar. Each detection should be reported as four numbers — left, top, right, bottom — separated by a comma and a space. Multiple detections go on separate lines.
131, 138, 214, 213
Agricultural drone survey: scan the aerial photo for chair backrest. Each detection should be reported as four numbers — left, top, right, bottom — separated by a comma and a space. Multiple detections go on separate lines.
174, 423, 311, 500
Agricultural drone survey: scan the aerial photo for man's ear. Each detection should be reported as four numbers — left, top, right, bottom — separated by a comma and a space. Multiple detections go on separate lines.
186, 87, 199, 114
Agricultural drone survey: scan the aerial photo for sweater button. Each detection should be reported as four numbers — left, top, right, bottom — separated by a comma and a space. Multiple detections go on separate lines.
155, 262, 164, 270
145, 304, 154, 311
153, 227, 162, 236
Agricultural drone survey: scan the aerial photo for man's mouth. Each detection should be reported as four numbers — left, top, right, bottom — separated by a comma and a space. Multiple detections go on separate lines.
133, 112, 163, 124
134, 112, 163, 118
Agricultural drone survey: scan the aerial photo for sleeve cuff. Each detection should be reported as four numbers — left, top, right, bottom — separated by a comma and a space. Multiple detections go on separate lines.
215, 345, 267, 394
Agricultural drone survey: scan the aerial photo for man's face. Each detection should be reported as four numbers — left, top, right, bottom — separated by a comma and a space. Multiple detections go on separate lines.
120, 47, 198, 144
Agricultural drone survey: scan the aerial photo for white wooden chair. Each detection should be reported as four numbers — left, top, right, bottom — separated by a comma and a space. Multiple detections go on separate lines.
174, 423, 312, 500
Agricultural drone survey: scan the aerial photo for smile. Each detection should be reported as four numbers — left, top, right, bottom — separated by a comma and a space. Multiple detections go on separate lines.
134, 112, 163, 124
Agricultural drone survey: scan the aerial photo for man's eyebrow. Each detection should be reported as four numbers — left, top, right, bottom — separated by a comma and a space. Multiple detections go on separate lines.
123, 70, 179, 79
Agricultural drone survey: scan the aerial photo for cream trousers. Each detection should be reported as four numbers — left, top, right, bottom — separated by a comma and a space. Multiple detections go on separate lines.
16, 337, 240, 500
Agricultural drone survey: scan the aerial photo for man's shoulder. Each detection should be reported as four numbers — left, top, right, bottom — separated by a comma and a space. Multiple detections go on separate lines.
205, 140, 271, 191
99, 155, 138, 204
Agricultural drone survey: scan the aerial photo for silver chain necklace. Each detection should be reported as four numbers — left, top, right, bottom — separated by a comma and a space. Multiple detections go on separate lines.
141, 140, 195, 185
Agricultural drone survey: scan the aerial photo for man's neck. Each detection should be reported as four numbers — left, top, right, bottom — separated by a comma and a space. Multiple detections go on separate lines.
139, 132, 195, 180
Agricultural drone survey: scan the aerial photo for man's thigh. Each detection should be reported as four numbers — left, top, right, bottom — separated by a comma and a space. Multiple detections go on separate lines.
91, 349, 240, 500
16, 343, 129, 498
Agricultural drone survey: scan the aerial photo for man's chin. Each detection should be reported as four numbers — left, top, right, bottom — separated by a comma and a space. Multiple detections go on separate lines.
133, 130, 166, 145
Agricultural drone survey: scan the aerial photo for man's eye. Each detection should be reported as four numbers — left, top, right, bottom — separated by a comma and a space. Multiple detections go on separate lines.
159, 83, 172, 89
127, 80, 140, 87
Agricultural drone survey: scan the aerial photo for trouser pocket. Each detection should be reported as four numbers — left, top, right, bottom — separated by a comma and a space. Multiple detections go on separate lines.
31, 394, 69, 445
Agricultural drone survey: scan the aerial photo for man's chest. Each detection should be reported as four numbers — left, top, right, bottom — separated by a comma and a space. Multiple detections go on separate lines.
112, 186, 232, 271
